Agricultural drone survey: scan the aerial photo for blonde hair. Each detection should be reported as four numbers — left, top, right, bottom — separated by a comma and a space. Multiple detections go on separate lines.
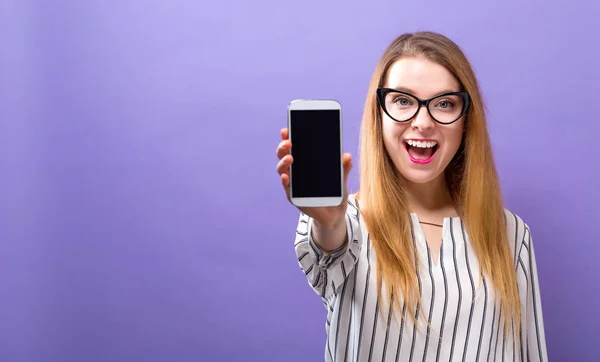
358, 31, 520, 336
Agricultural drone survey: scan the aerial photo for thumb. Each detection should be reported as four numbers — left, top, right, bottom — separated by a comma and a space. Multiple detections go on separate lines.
342, 153, 353, 196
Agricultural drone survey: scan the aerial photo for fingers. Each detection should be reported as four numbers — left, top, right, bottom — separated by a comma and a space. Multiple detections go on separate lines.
276, 139, 292, 160
276, 129, 292, 160
277, 128, 293, 200
280, 172, 290, 189
276, 154, 293, 176
279, 155, 291, 200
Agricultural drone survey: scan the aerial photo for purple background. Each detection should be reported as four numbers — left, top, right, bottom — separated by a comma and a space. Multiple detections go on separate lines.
1, 0, 599, 361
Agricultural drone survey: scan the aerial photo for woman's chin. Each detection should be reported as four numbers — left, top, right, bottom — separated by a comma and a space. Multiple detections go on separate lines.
399, 171, 444, 185
395, 161, 446, 185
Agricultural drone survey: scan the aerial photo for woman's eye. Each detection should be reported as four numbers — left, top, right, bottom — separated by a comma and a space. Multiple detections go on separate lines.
394, 97, 412, 106
436, 99, 454, 109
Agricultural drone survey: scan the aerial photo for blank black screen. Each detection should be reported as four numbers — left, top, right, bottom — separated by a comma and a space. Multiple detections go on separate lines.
290, 109, 342, 198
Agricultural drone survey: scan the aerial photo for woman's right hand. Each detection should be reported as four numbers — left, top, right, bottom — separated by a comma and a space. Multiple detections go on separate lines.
276, 128, 353, 231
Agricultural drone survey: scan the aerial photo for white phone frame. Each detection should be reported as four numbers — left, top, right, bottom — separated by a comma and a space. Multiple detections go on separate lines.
287, 99, 344, 208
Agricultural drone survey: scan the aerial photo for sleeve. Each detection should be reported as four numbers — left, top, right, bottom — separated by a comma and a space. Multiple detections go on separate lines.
293, 200, 362, 302
522, 227, 549, 362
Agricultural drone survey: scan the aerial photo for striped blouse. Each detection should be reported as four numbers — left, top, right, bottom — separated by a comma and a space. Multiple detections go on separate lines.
294, 196, 548, 362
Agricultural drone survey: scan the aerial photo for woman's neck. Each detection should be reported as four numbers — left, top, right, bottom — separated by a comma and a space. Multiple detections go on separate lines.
403, 175, 458, 217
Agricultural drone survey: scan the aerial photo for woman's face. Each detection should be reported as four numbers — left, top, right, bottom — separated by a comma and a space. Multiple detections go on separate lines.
381, 57, 466, 186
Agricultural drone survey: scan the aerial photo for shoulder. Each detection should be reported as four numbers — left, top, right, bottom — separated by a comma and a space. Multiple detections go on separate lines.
503, 208, 533, 256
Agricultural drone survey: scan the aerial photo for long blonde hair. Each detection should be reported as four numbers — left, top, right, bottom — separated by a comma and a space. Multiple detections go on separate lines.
358, 31, 520, 335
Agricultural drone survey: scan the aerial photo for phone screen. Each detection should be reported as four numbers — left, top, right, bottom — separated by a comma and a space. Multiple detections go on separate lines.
289, 109, 342, 198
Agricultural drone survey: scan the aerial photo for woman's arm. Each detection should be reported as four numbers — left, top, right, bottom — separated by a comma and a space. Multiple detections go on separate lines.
521, 227, 548, 361
294, 199, 362, 302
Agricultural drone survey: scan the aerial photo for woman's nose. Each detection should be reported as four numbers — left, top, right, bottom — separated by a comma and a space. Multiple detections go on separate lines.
411, 105, 435, 131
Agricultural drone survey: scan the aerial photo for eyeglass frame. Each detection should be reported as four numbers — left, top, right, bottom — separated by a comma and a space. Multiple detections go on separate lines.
376, 87, 471, 125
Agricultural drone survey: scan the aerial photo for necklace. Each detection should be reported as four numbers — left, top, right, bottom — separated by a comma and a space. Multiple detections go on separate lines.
419, 221, 443, 228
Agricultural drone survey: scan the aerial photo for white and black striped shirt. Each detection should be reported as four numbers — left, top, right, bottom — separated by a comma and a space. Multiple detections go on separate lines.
294, 196, 547, 362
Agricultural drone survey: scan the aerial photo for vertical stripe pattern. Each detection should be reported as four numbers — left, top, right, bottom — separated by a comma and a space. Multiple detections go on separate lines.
293, 197, 548, 361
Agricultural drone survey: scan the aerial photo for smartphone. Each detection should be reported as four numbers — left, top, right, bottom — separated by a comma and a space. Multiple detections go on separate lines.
287, 99, 344, 208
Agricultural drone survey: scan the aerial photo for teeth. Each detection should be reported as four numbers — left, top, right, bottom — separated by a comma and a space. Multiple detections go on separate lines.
406, 140, 438, 148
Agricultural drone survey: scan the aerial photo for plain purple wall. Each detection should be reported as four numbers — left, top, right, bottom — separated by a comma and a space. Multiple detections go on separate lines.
1, 0, 599, 361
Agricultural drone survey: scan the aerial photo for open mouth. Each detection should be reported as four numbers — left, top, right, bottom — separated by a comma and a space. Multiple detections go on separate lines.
405, 139, 439, 164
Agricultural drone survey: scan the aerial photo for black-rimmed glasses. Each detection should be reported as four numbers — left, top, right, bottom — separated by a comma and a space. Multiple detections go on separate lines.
376, 88, 470, 125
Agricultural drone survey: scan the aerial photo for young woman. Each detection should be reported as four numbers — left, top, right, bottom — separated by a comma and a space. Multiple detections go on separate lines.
276, 32, 547, 362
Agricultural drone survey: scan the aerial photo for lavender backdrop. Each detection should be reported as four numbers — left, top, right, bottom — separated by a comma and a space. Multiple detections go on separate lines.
1, 0, 599, 361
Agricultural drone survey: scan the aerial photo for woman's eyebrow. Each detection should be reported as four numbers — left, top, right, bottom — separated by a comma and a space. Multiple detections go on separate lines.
386, 86, 459, 96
